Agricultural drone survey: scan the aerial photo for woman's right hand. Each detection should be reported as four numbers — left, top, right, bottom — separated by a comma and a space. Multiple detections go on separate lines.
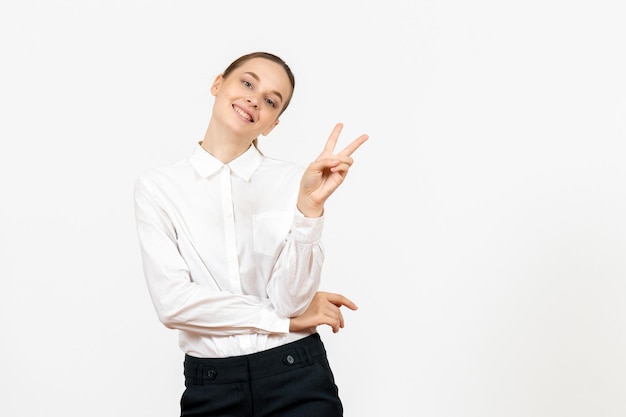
289, 291, 358, 333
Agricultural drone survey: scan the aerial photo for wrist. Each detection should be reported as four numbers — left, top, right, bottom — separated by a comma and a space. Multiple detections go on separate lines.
297, 200, 324, 218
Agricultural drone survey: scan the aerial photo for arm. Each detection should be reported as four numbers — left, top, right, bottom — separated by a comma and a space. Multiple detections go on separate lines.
134, 176, 289, 336
268, 123, 368, 325
265, 210, 325, 318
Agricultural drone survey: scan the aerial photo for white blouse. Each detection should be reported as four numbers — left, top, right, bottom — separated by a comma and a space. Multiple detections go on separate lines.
134, 144, 324, 358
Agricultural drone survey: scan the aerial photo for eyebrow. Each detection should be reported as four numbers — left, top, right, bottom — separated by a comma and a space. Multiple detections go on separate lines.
242, 72, 284, 103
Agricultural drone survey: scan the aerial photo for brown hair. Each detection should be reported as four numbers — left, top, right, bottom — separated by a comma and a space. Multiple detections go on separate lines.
222, 52, 296, 116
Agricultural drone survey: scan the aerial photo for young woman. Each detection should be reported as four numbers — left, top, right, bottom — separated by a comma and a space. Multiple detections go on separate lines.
134, 51, 368, 417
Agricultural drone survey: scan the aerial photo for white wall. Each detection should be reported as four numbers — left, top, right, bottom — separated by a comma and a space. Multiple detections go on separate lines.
2, 1, 625, 416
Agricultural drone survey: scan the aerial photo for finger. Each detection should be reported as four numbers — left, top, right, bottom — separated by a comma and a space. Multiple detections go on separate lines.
307, 157, 353, 177
307, 157, 344, 173
323, 304, 343, 329
321, 123, 344, 156
326, 293, 359, 311
329, 158, 354, 174
332, 317, 343, 333
321, 308, 340, 333
305, 159, 352, 183
337, 134, 369, 157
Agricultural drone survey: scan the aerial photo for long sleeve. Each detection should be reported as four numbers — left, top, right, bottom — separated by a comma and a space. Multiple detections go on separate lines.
264, 211, 324, 318
134, 175, 290, 337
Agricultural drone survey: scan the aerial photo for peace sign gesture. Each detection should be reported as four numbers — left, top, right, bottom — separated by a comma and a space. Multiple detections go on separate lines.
297, 123, 369, 217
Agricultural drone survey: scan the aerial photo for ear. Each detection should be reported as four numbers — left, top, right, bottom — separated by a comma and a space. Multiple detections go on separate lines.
261, 118, 280, 136
210, 74, 224, 97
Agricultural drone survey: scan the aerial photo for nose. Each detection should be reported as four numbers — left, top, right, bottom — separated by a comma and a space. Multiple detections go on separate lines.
246, 96, 259, 108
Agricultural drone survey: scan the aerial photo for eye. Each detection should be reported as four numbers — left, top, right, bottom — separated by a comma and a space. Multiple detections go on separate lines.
242, 80, 252, 88
265, 97, 276, 108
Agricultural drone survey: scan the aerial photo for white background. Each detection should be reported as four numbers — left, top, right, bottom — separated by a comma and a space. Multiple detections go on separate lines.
1, 1, 625, 416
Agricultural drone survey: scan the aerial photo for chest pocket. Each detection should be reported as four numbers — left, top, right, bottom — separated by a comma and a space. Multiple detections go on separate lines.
252, 211, 293, 257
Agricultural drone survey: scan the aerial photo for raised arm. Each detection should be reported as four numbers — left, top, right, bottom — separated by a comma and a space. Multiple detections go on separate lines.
286, 123, 367, 333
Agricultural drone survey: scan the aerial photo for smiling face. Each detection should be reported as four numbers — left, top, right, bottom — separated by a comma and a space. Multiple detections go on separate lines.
210, 57, 294, 141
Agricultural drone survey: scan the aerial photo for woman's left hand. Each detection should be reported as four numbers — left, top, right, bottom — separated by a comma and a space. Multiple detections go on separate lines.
297, 123, 368, 217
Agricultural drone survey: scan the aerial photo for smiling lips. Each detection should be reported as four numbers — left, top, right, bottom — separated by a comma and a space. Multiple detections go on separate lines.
233, 105, 254, 123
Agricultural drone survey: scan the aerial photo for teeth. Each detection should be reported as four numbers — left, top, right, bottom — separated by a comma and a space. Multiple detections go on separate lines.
235, 106, 251, 121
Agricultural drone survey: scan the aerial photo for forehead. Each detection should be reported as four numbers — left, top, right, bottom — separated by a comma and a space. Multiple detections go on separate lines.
231, 58, 292, 97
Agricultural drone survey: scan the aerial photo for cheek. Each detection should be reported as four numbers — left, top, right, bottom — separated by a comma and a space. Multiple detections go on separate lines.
262, 120, 279, 135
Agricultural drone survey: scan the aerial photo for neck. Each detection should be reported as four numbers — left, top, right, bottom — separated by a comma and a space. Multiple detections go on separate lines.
200, 122, 254, 164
